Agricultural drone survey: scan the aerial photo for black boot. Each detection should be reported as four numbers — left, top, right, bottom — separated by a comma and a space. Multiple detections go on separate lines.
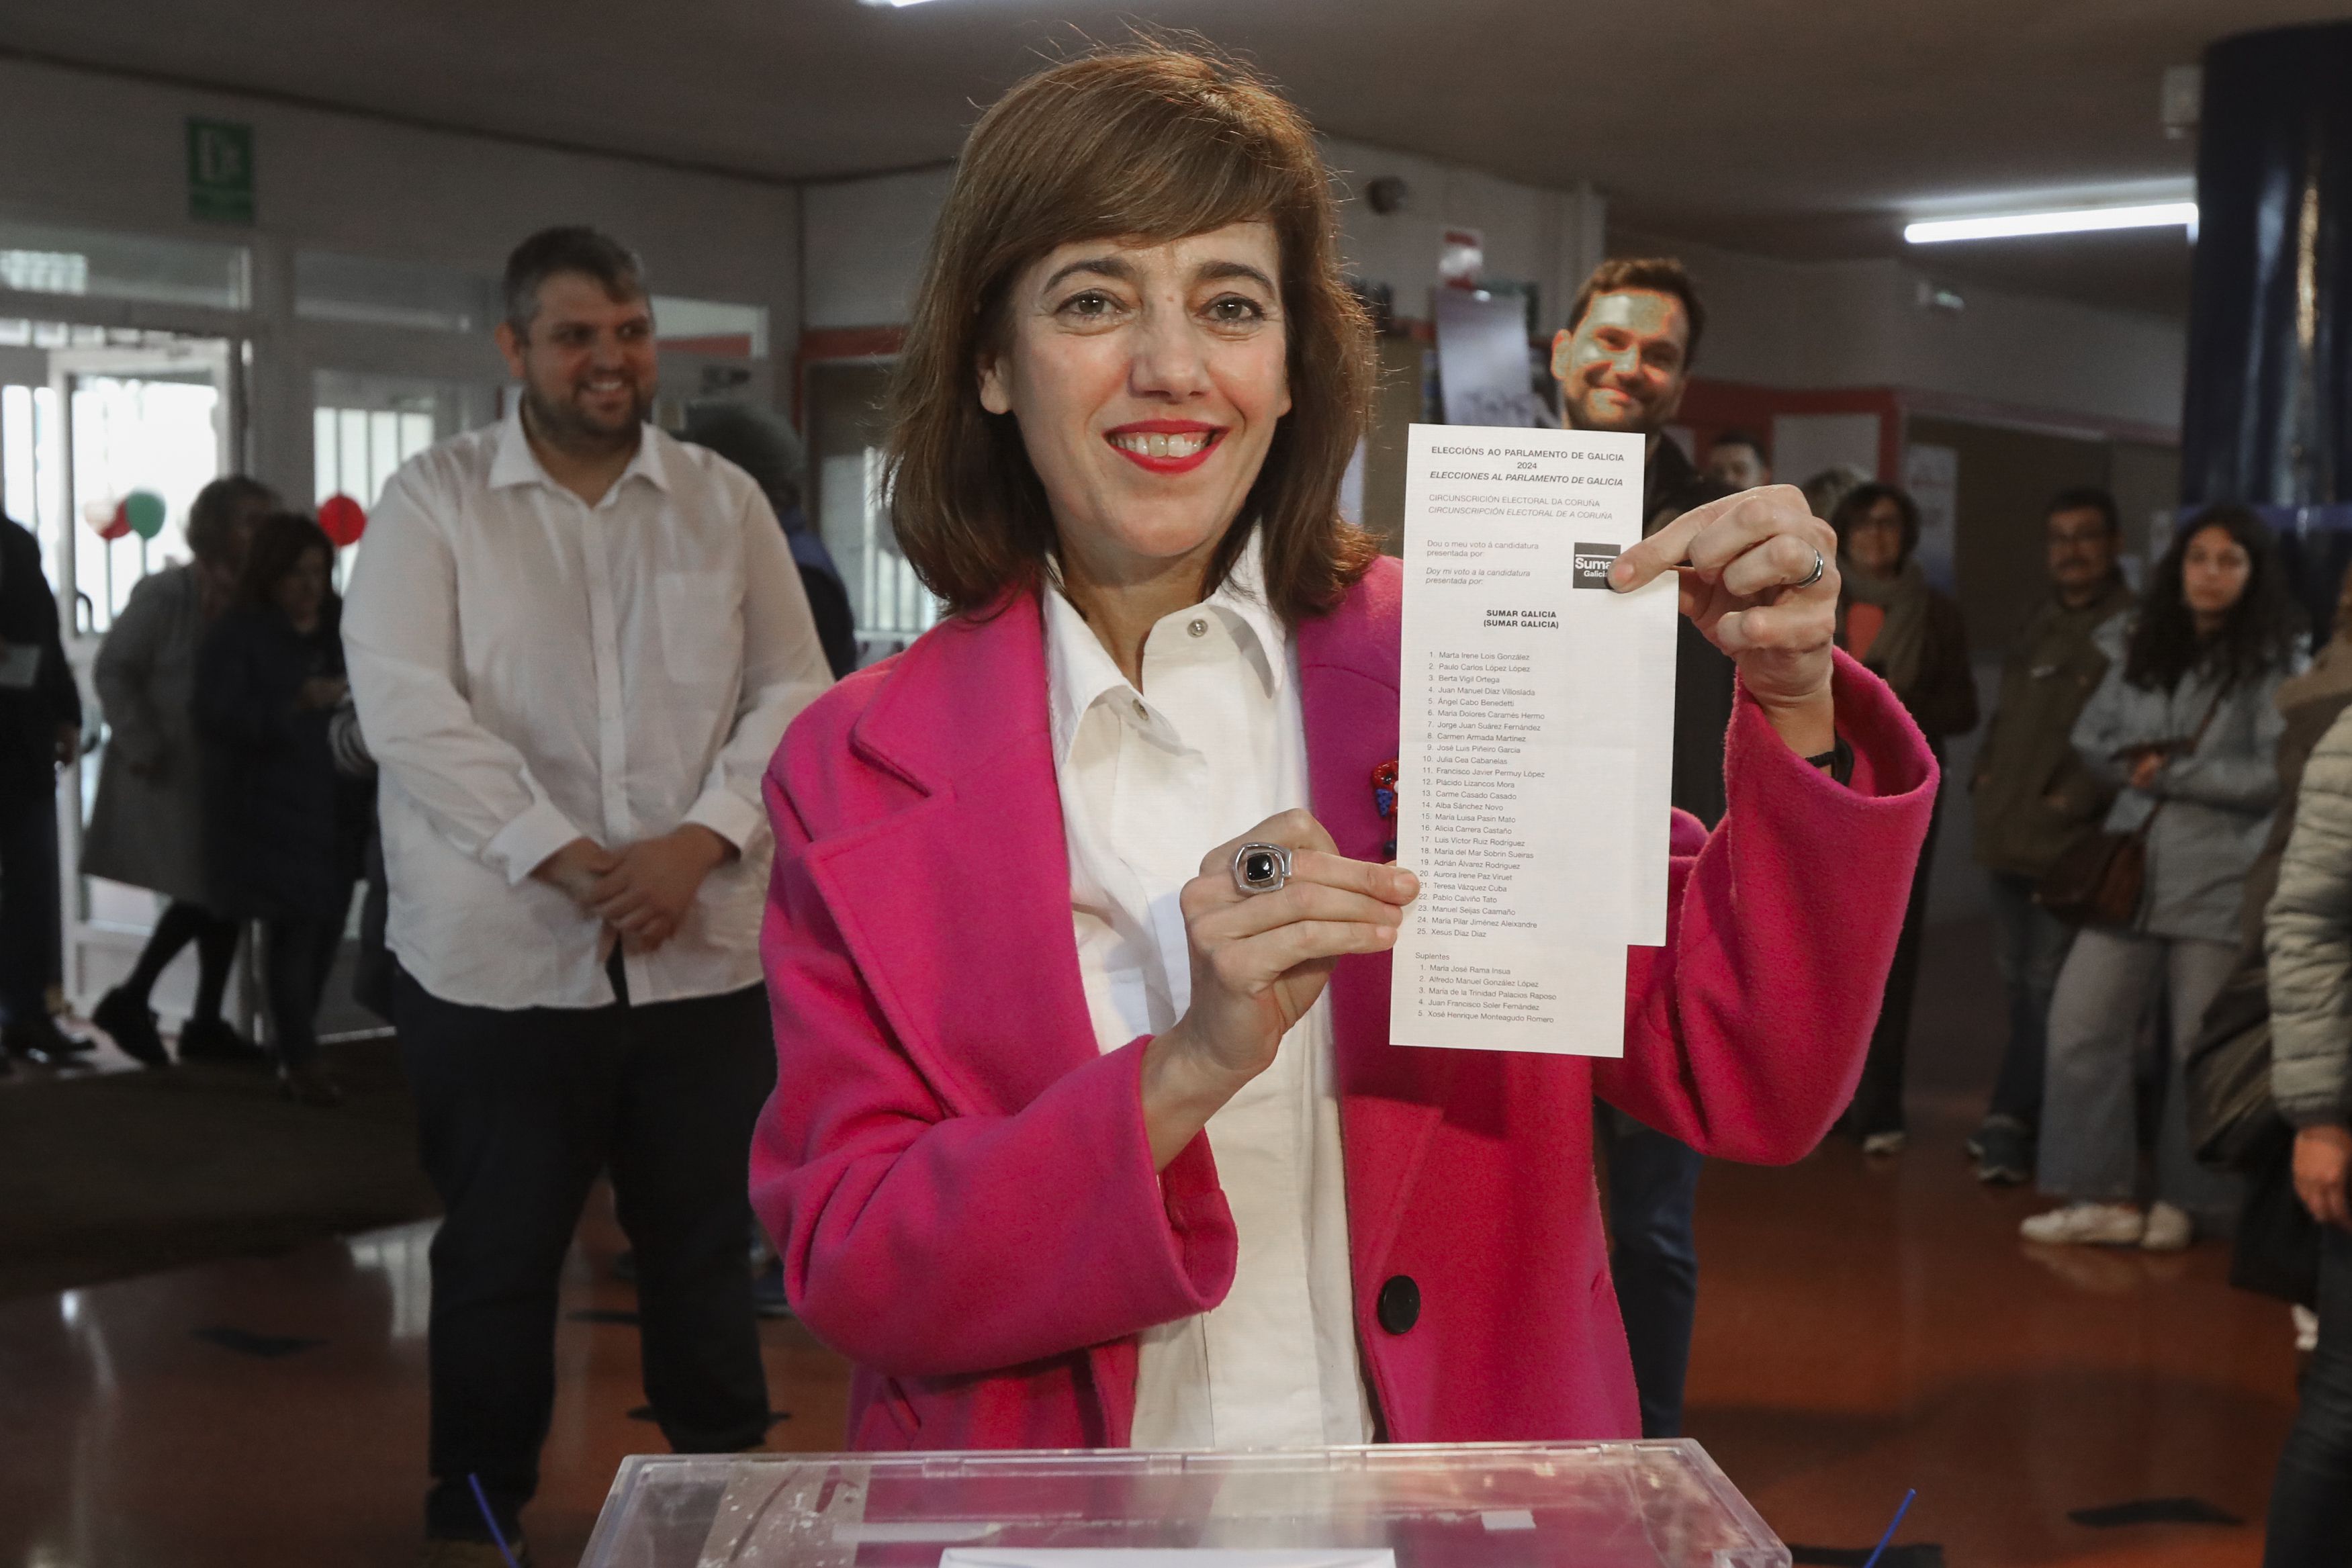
94, 988, 171, 1068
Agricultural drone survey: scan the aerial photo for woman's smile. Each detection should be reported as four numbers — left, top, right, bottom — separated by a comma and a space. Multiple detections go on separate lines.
1105, 420, 1226, 473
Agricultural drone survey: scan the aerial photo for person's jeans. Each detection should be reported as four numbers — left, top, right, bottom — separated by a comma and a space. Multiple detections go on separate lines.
396, 966, 776, 1544
2038, 927, 2241, 1217
1601, 1105, 1705, 1438
1983, 870, 2077, 1129
2265, 1223, 2352, 1565
261, 912, 345, 1068
0, 784, 59, 1028
1848, 780, 1945, 1136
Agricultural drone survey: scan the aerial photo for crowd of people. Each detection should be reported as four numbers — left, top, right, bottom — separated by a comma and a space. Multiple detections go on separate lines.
0, 37, 2343, 1568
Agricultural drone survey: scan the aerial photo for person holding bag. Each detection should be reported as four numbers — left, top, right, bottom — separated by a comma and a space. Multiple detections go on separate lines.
2024, 506, 2300, 1249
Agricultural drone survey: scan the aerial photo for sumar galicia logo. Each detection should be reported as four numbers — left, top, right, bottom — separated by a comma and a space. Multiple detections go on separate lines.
1572, 543, 1619, 590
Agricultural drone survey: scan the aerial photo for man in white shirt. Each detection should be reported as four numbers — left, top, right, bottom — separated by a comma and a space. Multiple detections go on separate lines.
345, 226, 831, 1567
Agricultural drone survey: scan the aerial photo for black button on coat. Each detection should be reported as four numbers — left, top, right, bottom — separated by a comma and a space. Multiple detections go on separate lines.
1376, 1274, 1420, 1334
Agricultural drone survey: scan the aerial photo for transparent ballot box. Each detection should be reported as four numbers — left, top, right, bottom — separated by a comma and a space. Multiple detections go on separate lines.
580, 1442, 1790, 1568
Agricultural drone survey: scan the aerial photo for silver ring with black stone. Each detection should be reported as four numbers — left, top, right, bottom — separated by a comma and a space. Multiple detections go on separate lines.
1232, 842, 1294, 896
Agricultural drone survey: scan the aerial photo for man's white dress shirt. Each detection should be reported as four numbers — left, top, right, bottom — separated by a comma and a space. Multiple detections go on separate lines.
1044, 543, 1371, 1450
344, 410, 831, 1011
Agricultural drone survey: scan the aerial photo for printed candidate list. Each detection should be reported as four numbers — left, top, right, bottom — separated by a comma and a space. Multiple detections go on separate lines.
1390, 424, 1676, 1056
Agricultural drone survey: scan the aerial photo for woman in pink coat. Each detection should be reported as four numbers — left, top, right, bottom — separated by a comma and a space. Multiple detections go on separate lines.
752, 42, 1935, 1453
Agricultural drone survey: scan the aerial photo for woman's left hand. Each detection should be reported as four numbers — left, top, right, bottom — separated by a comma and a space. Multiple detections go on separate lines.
1610, 484, 1840, 755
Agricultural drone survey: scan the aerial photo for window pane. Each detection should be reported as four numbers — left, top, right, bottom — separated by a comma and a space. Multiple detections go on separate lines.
339, 410, 369, 508
0, 219, 249, 311
652, 295, 768, 359
313, 406, 338, 504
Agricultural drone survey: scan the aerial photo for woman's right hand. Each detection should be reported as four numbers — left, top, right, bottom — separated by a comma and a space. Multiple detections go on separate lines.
1139, 809, 1417, 1168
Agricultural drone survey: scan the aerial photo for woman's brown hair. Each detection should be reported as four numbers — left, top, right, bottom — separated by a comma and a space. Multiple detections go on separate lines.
887, 38, 1377, 625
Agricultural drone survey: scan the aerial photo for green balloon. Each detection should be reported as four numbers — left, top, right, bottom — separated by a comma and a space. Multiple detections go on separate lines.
124, 490, 167, 541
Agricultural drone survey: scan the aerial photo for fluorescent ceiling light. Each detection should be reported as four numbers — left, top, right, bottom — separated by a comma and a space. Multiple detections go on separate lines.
860, 0, 938, 7
1904, 201, 2198, 244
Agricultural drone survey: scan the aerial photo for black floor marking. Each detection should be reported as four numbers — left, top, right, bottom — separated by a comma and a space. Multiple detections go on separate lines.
191, 1325, 326, 1358
1789, 1545, 1943, 1567
2069, 1497, 2243, 1528
567, 1308, 640, 1325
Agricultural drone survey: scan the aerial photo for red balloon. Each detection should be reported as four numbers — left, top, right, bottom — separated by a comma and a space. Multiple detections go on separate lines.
319, 493, 367, 547
99, 501, 133, 542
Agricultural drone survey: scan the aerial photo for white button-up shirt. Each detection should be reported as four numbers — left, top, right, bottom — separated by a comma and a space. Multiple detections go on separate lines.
344, 410, 831, 1011
1044, 543, 1371, 1450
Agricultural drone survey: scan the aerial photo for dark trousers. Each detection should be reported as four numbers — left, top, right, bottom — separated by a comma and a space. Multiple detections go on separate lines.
1849, 780, 1946, 1136
0, 785, 59, 1027
1983, 870, 2076, 1129
262, 913, 343, 1068
1602, 1105, 1706, 1438
2266, 1223, 2352, 1565
122, 900, 240, 1023
396, 966, 775, 1542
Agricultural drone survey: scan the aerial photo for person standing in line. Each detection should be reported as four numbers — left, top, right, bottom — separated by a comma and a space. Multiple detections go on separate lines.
2025, 506, 2299, 1250
1831, 482, 1979, 1154
1703, 429, 1770, 492
680, 400, 858, 679
1965, 489, 2135, 1183
345, 225, 831, 1567
2259, 690, 2352, 1567
88, 475, 277, 1068
1549, 256, 1730, 1440
195, 512, 367, 1107
0, 509, 85, 1070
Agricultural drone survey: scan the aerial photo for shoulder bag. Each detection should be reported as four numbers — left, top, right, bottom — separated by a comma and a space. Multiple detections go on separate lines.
2034, 687, 2225, 927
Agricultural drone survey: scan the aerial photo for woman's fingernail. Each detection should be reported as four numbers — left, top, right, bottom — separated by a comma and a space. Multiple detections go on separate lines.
1609, 559, 1634, 589
1392, 869, 1420, 901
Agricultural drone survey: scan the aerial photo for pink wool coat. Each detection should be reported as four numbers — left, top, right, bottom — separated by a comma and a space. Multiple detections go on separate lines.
752, 556, 1936, 1451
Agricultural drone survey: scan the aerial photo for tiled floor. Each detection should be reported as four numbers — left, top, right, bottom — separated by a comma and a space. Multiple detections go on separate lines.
0, 920, 2314, 1567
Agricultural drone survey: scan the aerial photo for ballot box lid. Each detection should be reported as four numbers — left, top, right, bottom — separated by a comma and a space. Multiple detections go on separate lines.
580, 1440, 1789, 1568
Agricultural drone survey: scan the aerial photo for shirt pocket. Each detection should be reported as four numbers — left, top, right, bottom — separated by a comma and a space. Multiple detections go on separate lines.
653, 571, 737, 687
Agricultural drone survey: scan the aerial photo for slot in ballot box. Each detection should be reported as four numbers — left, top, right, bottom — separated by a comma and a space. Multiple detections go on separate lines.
581, 1441, 1790, 1568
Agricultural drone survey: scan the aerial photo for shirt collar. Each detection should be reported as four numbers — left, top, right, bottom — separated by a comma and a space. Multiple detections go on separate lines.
488, 404, 671, 498
1042, 529, 1291, 768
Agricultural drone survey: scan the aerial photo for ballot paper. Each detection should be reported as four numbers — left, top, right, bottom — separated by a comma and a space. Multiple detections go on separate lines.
944, 1554, 1396, 1568
1389, 423, 1678, 1056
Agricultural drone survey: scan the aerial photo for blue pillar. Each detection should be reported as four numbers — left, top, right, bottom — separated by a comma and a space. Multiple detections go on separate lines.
2182, 20, 2352, 629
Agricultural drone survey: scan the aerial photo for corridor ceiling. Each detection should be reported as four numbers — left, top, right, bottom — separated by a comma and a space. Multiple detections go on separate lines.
7, 0, 2345, 316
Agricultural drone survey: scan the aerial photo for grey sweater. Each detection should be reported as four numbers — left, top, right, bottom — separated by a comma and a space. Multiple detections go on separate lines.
2266, 702, 2352, 1128
2071, 616, 2289, 943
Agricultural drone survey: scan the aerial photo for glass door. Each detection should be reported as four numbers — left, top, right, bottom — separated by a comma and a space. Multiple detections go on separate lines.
46, 339, 239, 1016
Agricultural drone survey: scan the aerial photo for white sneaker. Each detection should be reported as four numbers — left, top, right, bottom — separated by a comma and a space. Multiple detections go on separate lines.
1861, 1130, 1908, 1156
2294, 1305, 2320, 1354
2020, 1202, 2145, 1246
2140, 1201, 2193, 1252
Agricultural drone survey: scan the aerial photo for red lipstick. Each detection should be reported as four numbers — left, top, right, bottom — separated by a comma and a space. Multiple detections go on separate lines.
1105, 419, 1224, 475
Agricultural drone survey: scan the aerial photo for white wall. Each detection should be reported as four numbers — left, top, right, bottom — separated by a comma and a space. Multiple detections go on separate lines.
1615, 228, 2186, 433
0, 56, 801, 334
793, 138, 1609, 336
801, 167, 952, 330
1320, 137, 1606, 332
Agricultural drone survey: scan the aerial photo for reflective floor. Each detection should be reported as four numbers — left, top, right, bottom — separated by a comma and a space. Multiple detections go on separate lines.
0, 921, 2310, 1567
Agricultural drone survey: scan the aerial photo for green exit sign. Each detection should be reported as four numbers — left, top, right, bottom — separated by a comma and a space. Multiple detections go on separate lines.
187, 119, 255, 224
